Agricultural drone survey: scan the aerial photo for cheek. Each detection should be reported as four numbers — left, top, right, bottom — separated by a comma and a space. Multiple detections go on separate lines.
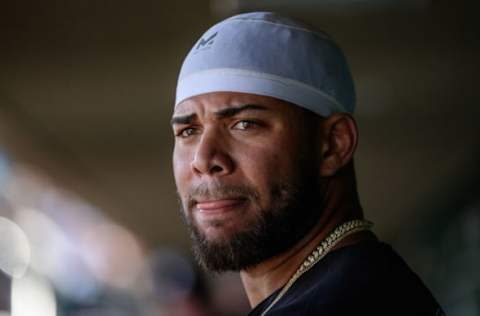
234, 145, 291, 193
173, 146, 192, 196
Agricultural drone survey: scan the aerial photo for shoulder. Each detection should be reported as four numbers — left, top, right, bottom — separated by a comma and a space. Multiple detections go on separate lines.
260, 240, 444, 316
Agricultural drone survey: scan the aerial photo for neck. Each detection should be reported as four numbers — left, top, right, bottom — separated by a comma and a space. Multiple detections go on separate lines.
240, 171, 367, 308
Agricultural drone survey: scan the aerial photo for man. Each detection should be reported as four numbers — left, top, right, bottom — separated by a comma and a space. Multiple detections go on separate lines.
171, 12, 444, 315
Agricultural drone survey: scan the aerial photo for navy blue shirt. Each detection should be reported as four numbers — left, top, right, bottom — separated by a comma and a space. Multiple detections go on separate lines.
248, 239, 444, 315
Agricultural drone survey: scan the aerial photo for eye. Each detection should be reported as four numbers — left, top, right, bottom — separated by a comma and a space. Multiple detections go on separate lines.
176, 127, 197, 138
232, 120, 259, 130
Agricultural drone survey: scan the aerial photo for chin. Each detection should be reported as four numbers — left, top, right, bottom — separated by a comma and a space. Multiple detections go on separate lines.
199, 222, 245, 243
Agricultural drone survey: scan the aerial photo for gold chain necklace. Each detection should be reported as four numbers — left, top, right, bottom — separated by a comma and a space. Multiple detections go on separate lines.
260, 219, 373, 316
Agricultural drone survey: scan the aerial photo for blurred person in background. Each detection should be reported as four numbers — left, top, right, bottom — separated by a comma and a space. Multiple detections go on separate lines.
149, 249, 216, 316
171, 12, 444, 315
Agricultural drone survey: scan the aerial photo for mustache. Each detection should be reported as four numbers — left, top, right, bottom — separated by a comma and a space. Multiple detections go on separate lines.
186, 182, 259, 209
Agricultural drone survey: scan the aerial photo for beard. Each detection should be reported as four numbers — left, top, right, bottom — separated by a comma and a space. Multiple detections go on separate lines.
179, 156, 323, 272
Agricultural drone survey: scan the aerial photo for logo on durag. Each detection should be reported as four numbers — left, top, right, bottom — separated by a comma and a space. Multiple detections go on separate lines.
195, 32, 218, 52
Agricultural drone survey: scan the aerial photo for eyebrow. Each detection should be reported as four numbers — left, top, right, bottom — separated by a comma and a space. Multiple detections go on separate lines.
170, 104, 267, 126
170, 113, 196, 126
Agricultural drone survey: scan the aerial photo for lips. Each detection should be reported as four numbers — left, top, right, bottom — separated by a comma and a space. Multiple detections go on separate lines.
196, 198, 246, 212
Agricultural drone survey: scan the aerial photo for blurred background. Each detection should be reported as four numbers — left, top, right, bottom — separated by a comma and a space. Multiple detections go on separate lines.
0, 0, 479, 315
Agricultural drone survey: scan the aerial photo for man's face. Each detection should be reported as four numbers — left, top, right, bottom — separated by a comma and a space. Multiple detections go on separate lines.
172, 92, 323, 271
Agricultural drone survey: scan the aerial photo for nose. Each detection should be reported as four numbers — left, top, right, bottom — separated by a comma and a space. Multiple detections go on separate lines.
191, 130, 234, 176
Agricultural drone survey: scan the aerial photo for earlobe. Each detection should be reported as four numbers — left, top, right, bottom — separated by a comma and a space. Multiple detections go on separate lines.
319, 113, 358, 177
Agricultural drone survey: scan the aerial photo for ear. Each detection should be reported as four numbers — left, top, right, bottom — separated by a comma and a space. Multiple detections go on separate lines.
318, 113, 358, 177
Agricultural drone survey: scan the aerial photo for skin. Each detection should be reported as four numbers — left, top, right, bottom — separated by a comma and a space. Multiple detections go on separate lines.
172, 92, 370, 307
